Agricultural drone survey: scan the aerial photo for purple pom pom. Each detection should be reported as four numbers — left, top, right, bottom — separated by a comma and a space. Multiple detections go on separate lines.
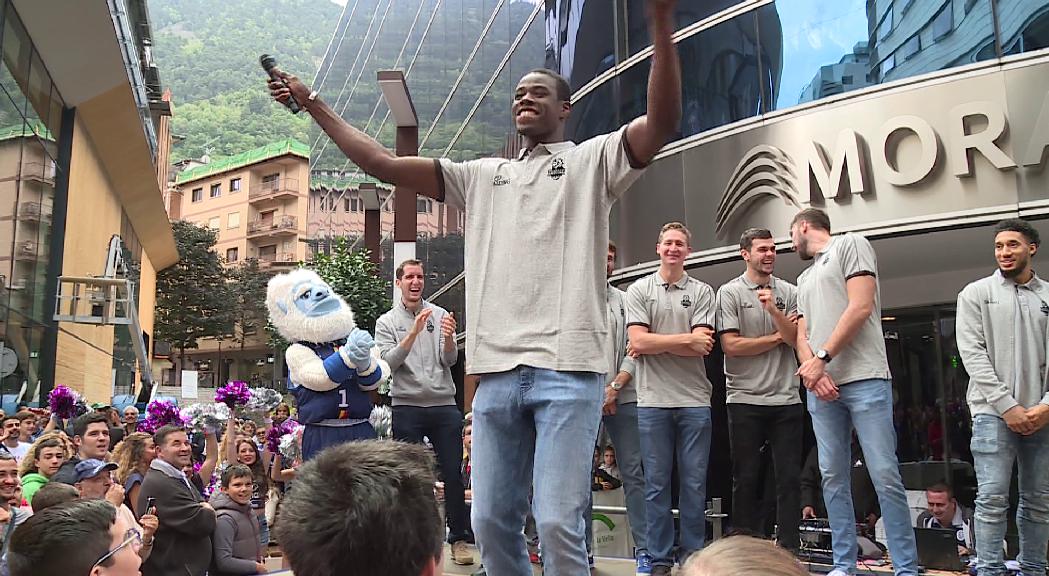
265, 419, 300, 454
48, 385, 81, 420
138, 400, 185, 435
215, 380, 252, 408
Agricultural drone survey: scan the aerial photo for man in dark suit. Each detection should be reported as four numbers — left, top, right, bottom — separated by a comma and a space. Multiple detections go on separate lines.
138, 425, 216, 576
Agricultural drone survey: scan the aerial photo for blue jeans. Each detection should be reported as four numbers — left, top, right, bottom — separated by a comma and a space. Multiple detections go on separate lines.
808, 378, 918, 576
971, 414, 1049, 576
471, 366, 604, 576
637, 406, 712, 567
392, 404, 470, 544
603, 401, 648, 555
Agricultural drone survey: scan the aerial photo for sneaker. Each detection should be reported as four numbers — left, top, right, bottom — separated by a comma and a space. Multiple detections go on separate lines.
450, 541, 475, 566
651, 565, 672, 576
636, 552, 654, 575
827, 570, 850, 576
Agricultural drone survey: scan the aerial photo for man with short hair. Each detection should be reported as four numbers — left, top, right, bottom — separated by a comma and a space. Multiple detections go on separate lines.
627, 222, 716, 575
9, 499, 142, 576
0, 451, 30, 554
916, 483, 974, 556
716, 227, 803, 551
375, 259, 473, 566
13, 412, 36, 444
138, 425, 216, 576
123, 405, 140, 435
75, 459, 158, 562
269, 2, 680, 572
956, 218, 1049, 576
789, 208, 918, 576
51, 411, 111, 485
94, 403, 125, 449
275, 440, 444, 576
597, 240, 648, 572
0, 416, 29, 463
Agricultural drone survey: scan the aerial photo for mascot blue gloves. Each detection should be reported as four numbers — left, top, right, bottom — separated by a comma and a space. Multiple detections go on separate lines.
266, 269, 384, 461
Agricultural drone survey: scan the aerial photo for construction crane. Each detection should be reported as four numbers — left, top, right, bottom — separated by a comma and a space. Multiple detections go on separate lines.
53, 235, 155, 401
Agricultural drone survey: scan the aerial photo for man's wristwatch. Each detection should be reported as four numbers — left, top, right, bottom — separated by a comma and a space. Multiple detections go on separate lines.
608, 380, 623, 391
815, 349, 832, 363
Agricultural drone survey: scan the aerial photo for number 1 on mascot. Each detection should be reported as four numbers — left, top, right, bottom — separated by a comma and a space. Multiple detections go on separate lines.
266, 269, 384, 461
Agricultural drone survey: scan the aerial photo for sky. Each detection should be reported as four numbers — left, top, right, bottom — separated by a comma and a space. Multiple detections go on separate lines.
774, 0, 870, 109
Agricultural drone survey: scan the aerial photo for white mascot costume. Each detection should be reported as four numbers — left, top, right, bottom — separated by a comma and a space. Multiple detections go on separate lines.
266, 269, 384, 461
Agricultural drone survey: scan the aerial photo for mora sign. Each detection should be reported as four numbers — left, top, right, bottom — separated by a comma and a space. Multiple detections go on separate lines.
714, 79, 1049, 236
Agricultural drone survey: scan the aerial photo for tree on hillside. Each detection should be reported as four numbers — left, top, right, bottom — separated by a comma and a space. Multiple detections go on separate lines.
227, 258, 273, 350
154, 221, 235, 385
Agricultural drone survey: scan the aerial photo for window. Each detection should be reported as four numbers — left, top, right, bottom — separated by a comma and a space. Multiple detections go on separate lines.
210, 183, 221, 198
876, 4, 894, 41
191, 188, 203, 202
262, 173, 280, 190
932, 2, 953, 40
230, 178, 242, 193
898, 34, 921, 60
208, 217, 220, 230
318, 196, 329, 211
227, 211, 240, 229
841, 75, 854, 85
416, 197, 432, 213
348, 197, 360, 212
226, 247, 239, 262
880, 52, 896, 77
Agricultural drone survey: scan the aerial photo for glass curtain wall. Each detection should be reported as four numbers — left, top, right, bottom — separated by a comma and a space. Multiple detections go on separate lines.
0, 0, 65, 408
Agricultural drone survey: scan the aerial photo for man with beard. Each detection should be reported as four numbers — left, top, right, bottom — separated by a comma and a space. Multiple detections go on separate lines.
957, 218, 1049, 576
789, 208, 917, 576
138, 425, 216, 576
375, 259, 473, 566
715, 227, 802, 551
267, 2, 681, 574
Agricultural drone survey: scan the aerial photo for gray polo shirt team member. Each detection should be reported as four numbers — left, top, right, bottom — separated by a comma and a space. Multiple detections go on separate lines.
594, 241, 646, 567
956, 218, 1049, 576
790, 208, 918, 576
374, 259, 473, 567
627, 222, 716, 575
716, 227, 803, 552
267, 2, 682, 572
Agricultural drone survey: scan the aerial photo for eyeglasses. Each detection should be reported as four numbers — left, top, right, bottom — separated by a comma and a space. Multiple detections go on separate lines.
91, 528, 142, 570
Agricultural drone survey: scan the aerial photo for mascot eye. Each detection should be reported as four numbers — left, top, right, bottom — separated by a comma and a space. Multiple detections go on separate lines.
299, 292, 310, 300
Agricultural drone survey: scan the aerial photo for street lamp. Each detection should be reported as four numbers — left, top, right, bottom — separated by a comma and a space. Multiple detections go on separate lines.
359, 182, 381, 265
378, 70, 419, 304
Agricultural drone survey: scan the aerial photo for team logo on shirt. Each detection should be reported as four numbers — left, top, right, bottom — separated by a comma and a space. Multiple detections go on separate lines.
1041, 301, 1049, 315
493, 174, 511, 186
548, 158, 566, 180
681, 294, 692, 308
427, 320, 435, 332
776, 297, 785, 311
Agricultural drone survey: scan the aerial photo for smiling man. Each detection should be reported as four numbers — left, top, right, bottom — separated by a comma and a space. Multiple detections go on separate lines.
715, 227, 802, 552
268, 2, 681, 574
51, 411, 112, 485
627, 222, 716, 574
957, 218, 1049, 576
375, 259, 472, 566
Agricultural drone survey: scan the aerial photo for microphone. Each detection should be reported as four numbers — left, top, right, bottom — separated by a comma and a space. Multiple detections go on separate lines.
260, 54, 301, 114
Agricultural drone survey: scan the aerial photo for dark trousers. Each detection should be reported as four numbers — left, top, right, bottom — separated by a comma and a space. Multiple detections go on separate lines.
392, 404, 470, 543
728, 402, 804, 550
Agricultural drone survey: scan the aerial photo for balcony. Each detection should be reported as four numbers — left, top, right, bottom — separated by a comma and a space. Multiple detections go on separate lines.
20, 162, 55, 186
249, 178, 299, 203
247, 215, 298, 239
18, 202, 51, 223
258, 252, 298, 268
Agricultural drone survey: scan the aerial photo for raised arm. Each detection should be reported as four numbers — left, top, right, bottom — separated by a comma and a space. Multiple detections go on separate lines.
199, 431, 219, 485
624, 0, 682, 164
269, 70, 443, 200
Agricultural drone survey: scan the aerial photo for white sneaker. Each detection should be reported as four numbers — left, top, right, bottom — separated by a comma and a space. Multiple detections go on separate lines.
827, 570, 851, 576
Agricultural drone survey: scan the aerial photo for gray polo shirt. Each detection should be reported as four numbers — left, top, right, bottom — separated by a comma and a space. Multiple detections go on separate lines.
438, 126, 645, 375
796, 233, 890, 386
1015, 277, 1048, 408
626, 271, 716, 408
374, 300, 459, 407
716, 273, 801, 406
606, 283, 637, 404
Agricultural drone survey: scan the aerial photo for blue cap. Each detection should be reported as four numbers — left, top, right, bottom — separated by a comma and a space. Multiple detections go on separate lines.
73, 459, 117, 483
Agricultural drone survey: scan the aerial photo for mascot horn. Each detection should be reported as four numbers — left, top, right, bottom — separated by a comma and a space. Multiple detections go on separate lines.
266, 268, 383, 461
